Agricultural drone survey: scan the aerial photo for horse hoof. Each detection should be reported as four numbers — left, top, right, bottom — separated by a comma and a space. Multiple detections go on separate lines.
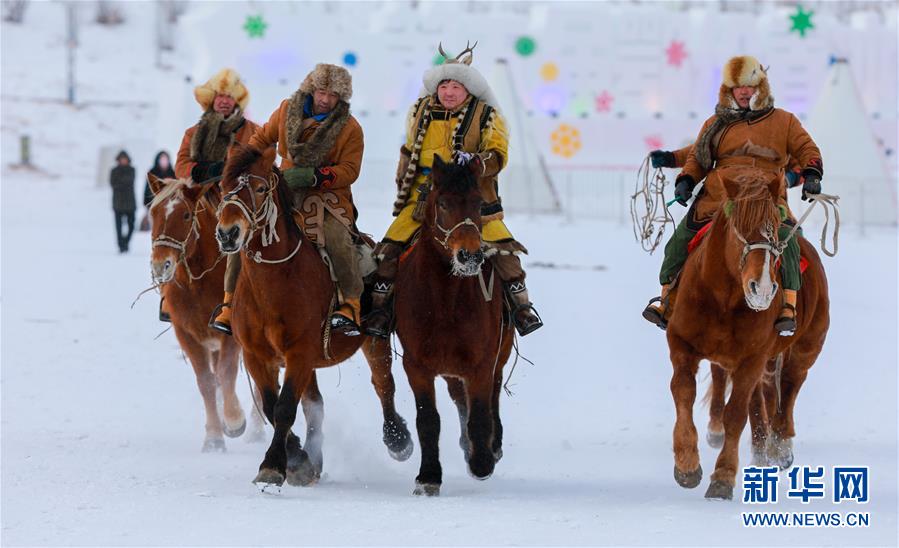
705, 480, 734, 500
244, 428, 267, 444
201, 437, 226, 453
673, 465, 702, 489
767, 436, 794, 470
286, 456, 320, 487
467, 452, 496, 480
706, 430, 724, 449
223, 417, 247, 439
413, 481, 440, 497
384, 419, 414, 462
253, 468, 285, 487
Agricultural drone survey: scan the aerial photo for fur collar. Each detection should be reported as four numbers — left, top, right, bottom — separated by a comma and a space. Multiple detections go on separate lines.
189, 108, 245, 162
285, 90, 351, 167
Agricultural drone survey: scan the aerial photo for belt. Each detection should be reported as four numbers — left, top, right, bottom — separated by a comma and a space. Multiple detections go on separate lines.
715, 156, 783, 171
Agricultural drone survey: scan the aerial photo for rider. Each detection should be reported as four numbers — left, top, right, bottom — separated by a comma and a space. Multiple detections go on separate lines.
364, 43, 543, 338
642, 55, 824, 335
170, 68, 258, 326
239, 63, 365, 336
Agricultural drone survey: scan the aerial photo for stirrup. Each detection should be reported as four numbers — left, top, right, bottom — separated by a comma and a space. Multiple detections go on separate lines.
209, 302, 233, 336
330, 313, 361, 337
362, 309, 392, 339
511, 303, 544, 336
642, 296, 668, 330
774, 303, 796, 337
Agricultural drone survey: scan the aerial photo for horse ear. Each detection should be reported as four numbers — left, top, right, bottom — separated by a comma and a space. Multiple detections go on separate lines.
182, 182, 203, 202
147, 173, 165, 195
261, 145, 277, 168
467, 154, 483, 177
431, 154, 448, 188
722, 178, 740, 198
768, 176, 781, 198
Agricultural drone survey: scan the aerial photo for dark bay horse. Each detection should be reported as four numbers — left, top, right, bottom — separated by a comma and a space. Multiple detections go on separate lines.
147, 175, 263, 451
394, 155, 515, 496
215, 146, 413, 488
666, 171, 829, 500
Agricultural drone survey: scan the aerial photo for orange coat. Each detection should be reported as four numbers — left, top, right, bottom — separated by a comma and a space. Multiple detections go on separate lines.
248, 99, 364, 225
670, 143, 801, 172
174, 120, 259, 179
678, 109, 822, 221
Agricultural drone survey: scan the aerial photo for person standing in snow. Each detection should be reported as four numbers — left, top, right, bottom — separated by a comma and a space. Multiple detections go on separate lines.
141, 150, 175, 231
110, 149, 136, 253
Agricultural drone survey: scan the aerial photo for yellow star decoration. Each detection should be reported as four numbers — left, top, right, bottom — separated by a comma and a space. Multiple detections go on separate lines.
551, 124, 582, 158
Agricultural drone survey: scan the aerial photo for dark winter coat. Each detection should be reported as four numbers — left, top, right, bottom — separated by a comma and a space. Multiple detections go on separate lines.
145, 152, 175, 206
110, 165, 136, 212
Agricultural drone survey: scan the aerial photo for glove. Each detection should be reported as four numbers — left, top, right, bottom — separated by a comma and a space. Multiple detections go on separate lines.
649, 150, 676, 169
455, 151, 475, 165
801, 170, 821, 201
207, 161, 224, 179
190, 162, 210, 183
674, 175, 695, 206
283, 166, 317, 189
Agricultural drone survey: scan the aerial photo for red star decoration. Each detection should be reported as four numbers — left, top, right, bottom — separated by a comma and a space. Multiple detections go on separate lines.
595, 90, 614, 113
666, 40, 688, 68
644, 135, 664, 150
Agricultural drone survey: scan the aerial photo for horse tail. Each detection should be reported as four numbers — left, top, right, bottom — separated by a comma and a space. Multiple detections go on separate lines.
701, 364, 731, 408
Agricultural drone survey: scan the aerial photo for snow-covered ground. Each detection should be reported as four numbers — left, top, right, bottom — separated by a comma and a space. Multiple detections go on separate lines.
2, 2, 898, 546
1, 171, 896, 545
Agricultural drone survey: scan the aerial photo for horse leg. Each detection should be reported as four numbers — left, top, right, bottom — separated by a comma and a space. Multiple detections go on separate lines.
215, 338, 247, 438
767, 353, 811, 470
406, 365, 441, 496
464, 369, 497, 480
706, 363, 726, 449
444, 377, 470, 458
705, 360, 766, 500
670, 344, 702, 489
177, 332, 225, 452
299, 372, 324, 480
748, 382, 770, 466
255, 364, 315, 488
361, 337, 413, 461
246, 380, 268, 443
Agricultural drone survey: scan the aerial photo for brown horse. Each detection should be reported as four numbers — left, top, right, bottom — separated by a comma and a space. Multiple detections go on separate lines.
666, 172, 829, 500
215, 146, 413, 488
147, 175, 263, 451
394, 156, 515, 496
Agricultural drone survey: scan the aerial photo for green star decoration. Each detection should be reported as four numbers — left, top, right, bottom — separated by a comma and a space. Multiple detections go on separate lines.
243, 14, 267, 38
789, 6, 814, 38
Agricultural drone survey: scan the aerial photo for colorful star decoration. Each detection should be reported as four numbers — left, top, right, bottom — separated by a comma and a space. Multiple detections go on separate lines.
243, 15, 268, 38
790, 6, 815, 38
644, 135, 664, 150
595, 90, 614, 113
666, 40, 688, 68
551, 124, 582, 158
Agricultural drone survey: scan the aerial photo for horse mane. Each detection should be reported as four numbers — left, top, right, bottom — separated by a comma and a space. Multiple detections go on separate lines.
433, 160, 478, 195
223, 144, 262, 184
728, 170, 780, 236
273, 166, 302, 239
148, 178, 190, 211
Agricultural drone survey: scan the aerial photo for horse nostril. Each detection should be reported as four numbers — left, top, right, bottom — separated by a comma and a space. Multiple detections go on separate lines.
749, 281, 758, 295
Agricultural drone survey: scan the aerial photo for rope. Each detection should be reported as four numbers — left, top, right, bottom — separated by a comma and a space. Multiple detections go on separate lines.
322, 293, 336, 361
242, 356, 269, 426
778, 193, 840, 257
630, 156, 674, 254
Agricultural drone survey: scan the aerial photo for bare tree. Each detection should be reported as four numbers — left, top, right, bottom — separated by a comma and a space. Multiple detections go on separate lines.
96, 0, 124, 25
2, 0, 28, 23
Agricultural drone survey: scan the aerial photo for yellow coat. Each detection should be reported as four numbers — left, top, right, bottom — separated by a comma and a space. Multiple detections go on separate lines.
384, 98, 513, 244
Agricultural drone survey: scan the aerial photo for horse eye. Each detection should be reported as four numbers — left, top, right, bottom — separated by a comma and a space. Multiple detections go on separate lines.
255, 186, 265, 194
182, 211, 190, 221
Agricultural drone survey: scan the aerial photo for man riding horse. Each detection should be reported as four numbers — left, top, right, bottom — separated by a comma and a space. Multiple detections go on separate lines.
168, 68, 258, 326
220, 63, 365, 336
642, 55, 825, 336
364, 42, 543, 339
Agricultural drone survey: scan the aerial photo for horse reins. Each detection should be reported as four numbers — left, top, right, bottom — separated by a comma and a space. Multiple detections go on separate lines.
152, 193, 224, 281
218, 173, 303, 265
432, 203, 482, 250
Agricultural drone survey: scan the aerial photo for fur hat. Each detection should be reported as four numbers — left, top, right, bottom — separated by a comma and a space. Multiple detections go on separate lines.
717, 55, 773, 111
422, 42, 501, 110
194, 68, 250, 111
299, 63, 353, 102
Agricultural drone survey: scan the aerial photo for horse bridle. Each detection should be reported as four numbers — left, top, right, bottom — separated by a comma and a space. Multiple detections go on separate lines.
433, 203, 482, 250
731, 221, 784, 270
151, 192, 223, 281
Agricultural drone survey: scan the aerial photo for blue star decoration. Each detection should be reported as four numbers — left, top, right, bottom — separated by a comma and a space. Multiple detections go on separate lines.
243, 15, 267, 38
790, 6, 814, 38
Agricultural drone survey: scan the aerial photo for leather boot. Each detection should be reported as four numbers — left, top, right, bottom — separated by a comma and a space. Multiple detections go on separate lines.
210, 292, 233, 336
331, 298, 362, 336
774, 289, 798, 336
363, 280, 393, 338
505, 281, 543, 336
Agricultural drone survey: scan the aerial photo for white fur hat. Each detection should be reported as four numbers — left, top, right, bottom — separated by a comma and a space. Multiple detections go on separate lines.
421, 42, 501, 110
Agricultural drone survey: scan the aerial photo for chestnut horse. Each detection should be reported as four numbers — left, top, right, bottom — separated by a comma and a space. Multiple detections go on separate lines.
215, 146, 413, 488
394, 156, 515, 496
147, 175, 263, 451
666, 172, 829, 500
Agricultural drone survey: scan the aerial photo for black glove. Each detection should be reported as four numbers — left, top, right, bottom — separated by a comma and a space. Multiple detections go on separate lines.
190, 162, 210, 183
801, 170, 821, 201
649, 150, 676, 169
674, 175, 695, 206
207, 161, 224, 179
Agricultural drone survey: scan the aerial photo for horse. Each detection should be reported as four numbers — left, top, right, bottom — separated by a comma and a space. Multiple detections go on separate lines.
215, 145, 413, 488
393, 155, 515, 496
147, 174, 264, 451
666, 170, 829, 500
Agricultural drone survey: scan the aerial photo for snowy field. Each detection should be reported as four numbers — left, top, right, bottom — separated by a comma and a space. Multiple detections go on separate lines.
1, 171, 896, 546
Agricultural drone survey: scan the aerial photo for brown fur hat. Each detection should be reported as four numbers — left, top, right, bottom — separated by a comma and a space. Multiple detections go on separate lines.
194, 68, 250, 111
717, 56, 773, 111
299, 63, 353, 102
